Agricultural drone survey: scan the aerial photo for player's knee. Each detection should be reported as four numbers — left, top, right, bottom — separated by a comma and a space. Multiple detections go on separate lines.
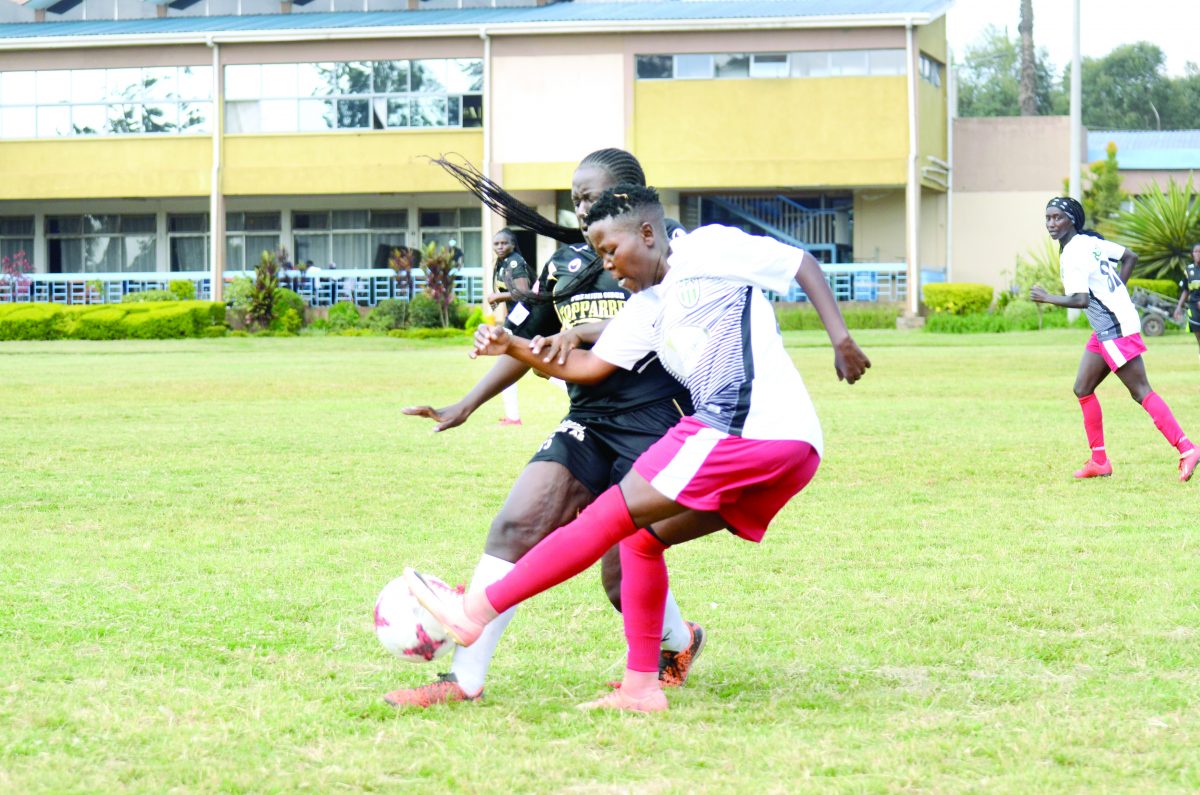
484, 514, 548, 560
1072, 382, 1092, 399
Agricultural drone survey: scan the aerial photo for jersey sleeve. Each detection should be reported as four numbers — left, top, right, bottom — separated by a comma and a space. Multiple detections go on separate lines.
504, 261, 561, 338
668, 225, 802, 294
1059, 242, 1090, 296
590, 292, 657, 371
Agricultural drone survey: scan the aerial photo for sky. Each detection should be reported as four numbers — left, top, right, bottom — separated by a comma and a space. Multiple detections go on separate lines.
945, 0, 1200, 77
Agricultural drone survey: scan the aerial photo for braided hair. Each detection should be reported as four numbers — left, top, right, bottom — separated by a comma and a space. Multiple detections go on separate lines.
578, 148, 646, 190
583, 185, 661, 227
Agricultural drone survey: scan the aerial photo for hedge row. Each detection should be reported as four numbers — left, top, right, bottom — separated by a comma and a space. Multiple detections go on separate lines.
923, 283, 994, 315
776, 303, 903, 330
0, 301, 225, 341
925, 301, 1093, 333
1127, 278, 1180, 300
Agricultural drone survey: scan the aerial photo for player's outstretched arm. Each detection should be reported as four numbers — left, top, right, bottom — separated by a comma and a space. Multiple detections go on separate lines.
529, 320, 611, 365
403, 355, 531, 432
794, 251, 871, 384
1029, 285, 1088, 309
472, 325, 617, 385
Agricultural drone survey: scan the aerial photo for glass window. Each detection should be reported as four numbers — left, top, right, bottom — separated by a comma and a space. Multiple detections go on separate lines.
635, 55, 672, 80
106, 68, 142, 102
181, 102, 212, 134
373, 61, 409, 93
168, 213, 206, 233
0, 217, 34, 269
143, 67, 177, 101
298, 99, 334, 131
920, 54, 943, 87
37, 106, 70, 137
750, 54, 789, 78
225, 101, 260, 134
178, 66, 212, 100
225, 65, 261, 101
446, 59, 483, 93
297, 62, 337, 97
462, 94, 482, 128
674, 54, 713, 79
142, 103, 178, 133
1, 107, 36, 139
714, 54, 749, 79
791, 51, 831, 77
411, 60, 447, 92
337, 99, 370, 129
72, 105, 106, 135
829, 50, 869, 76
1, 72, 37, 105
45, 213, 158, 273
170, 236, 207, 272
411, 96, 447, 127
71, 69, 107, 103
869, 49, 907, 76
336, 61, 373, 94
0, 217, 34, 236
36, 71, 71, 104
333, 210, 368, 229
293, 212, 329, 231
260, 99, 298, 133
260, 63, 298, 98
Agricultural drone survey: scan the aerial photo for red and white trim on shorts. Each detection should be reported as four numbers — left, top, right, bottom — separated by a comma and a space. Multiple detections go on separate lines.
1086, 332, 1147, 372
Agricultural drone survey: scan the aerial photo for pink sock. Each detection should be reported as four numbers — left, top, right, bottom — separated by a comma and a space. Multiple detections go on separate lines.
619, 529, 670, 674
1078, 394, 1107, 464
1142, 392, 1193, 453
484, 485, 636, 614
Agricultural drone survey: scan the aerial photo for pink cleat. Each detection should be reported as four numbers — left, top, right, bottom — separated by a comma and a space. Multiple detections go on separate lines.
384, 673, 481, 708
498, 417, 523, 426
1179, 447, 1200, 482
404, 567, 485, 647
577, 687, 668, 713
1074, 458, 1113, 479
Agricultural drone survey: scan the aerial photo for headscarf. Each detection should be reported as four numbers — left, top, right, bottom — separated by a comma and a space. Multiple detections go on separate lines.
1046, 197, 1085, 233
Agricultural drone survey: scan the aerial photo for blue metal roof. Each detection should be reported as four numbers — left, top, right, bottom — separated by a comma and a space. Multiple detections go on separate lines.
0, 0, 951, 41
1088, 130, 1200, 171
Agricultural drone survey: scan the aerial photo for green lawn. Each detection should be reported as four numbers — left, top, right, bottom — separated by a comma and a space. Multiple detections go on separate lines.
2, 330, 1199, 793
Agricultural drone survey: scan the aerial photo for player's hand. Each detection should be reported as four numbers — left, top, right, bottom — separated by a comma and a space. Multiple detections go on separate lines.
529, 328, 583, 365
402, 401, 471, 433
1030, 285, 1050, 303
1175, 308, 1184, 322
471, 324, 511, 359
833, 336, 870, 385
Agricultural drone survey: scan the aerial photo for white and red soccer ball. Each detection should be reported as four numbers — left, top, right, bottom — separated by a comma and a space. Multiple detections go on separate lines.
374, 575, 455, 664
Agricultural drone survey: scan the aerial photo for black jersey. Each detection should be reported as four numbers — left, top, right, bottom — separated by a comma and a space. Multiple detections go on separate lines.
1181, 265, 1200, 306
494, 252, 533, 293
506, 221, 690, 416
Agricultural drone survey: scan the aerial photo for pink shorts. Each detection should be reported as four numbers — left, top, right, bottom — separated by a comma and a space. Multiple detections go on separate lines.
1086, 332, 1146, 372
632, 415, 820, 543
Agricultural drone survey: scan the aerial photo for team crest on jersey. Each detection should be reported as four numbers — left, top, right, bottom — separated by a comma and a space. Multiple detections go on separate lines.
676, 281, 701, 308
567, 257, 583, 273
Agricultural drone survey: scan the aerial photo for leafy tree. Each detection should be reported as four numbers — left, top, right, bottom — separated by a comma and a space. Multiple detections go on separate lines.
420, 242, 458, 328
1060, 42, 1172, 130
1017, 0, 1037, 115
247, 249, 280, 329
1111, 177, 1200, 280
956, 25, 1060, 117
1165, 63, 1200, 130
1063, 141, 1127, 236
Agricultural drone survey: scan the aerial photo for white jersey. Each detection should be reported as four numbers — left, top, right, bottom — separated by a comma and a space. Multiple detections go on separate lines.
1060, 234, 1140, 341
591, 224, 822, 454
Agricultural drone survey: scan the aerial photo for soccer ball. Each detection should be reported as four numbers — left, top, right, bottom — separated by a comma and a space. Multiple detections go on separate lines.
373, 575, 455, 664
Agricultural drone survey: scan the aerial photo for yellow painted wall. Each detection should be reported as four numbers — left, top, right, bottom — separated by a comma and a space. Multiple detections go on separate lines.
917, 16, 948, 64
222, 131, 482, 196
0, 137, 211, 200
633, 77, 908, 189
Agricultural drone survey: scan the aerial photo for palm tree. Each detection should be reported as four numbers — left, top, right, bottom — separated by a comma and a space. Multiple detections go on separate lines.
1018, 0, 1037, 116
1111, 177, 1200, 280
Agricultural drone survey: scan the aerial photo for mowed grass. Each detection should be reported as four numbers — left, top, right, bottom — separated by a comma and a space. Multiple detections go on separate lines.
1, 330, 1199, 794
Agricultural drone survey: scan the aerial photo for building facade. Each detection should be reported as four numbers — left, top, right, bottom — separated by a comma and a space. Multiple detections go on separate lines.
0, 0, 951, 307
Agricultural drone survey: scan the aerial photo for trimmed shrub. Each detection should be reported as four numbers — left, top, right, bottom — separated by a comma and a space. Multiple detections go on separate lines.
387, 327, 472, 339
225, 276, 254, 312
169, 280, 197, 301
74, 306, 131, 340
122, 289, 177, 303
409, 293, 443, 328
366, 298, 409, 332
272, 287, 305, 319
0, 304, 65, 340
202, 325, 228, 338
326, 301, 362, 331
923, 283, 994, 315
1127, 278, 1179, 300
122, 303, 200, 339
451, 299, 472, 329
776, 303, 903, 331
272, 307, 302, 335
464, 305, 485, 332
924, 304, 1086, 333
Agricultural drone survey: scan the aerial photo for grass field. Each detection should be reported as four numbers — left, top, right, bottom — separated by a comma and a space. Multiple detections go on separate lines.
2, 330, 1199, 793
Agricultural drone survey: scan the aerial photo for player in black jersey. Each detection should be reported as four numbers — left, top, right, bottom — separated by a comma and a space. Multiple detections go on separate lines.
1173, 243, 1200, 359
387, 149, 710, 707
486, 228, 533, 425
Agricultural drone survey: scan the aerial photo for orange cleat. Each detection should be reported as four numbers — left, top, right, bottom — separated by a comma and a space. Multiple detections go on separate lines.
404, 568, 485, 647
1179, 448, 1200, 482
577, 687, 667, 713
384, 673, 480, 708
659, 622, 706, 687
1074, 458, 1113, 479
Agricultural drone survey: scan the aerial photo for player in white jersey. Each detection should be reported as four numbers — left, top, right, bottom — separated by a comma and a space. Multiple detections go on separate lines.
1031, 196, 1199, 481
404, 185, 870, 712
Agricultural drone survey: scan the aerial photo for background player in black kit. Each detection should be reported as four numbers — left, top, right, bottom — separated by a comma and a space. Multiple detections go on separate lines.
390, 149, 710, 707
1173, 243, 1200, 360
486, 228, 533, 426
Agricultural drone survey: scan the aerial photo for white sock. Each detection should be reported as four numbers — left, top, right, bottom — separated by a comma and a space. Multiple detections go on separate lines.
660, 589, 690, 652
500, 384, 520, 420
450, 554, 516, 695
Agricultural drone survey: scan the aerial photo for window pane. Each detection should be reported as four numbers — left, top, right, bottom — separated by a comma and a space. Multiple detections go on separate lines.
337, 99, 370, 129
178, 66, 212, 100
298, 99, 335, 131
245, 213, 280, 232
225, 100, 260, 134
71, 69, 107, 103
335, 61, 372, 95
462, 94, 482, 128
143, 67, 177, 101
180, 102, 211, 134
385, 97, 409, 128
460, 231, 482, 269
245, 235, 279, 265
37, 71, 71, 104
170, 236, 207, 271
371, 233, 406, 265
673, 54, 713, 79
750, 53, 789, 78
122, 215, 155, 234
370, 211, 406, 229
1, 107, 36, 139
225, 65, 261, 100
331, 233, 370, 268
72, 104, 106, 135
868, 49, 906, 76
107, 104, 141, 134
46, 216, 82, 235
448, 95, 461, 127
293, 212, 329, 230
714, 54, 749, 78
419, 209, 456, 227
294, 234, 328, 268
106, 68, 142, 102
83, 215, 118, 234
411, 96, 447, 127
226, 235, 246, 269
459, 207, 481, 226
635, 55, 671, 80
1, 72, 37, 105
298, 63, 337, 97
259, 99, 298, 133
373, 61, 409, 93
446, 59, 482, 93
0, 217, 34, 236
829, 50, 868, 76
37, 106, 70, 137
332, 210, 368, 229
83, 236, 120, 272
260, 63, 298, 98
169, 214, 207, 233
142, 103, 178, 133
791, 51, 830, 77
125, 235, 156, 272
411, 60, 447, 92
58, 238, 83, 272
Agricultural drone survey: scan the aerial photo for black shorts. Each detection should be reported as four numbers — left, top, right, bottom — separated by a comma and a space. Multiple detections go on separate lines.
1188, 304, 1200, 331
528, 397, 687, 495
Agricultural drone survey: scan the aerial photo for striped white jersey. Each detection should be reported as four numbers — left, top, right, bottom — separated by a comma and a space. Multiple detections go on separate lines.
591, 224, 823, 453
1060, 234, 1141, 341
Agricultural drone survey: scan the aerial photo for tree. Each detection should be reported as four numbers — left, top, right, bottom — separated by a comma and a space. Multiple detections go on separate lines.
1164, 63, 1200, 130
1111, 177, 1200, 280
1062, 42, 1172, 130
420, 242, 458, 328
956, 25, 1060, 117
1065, 141, 1127, 236
1017, 0, 1037, 116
